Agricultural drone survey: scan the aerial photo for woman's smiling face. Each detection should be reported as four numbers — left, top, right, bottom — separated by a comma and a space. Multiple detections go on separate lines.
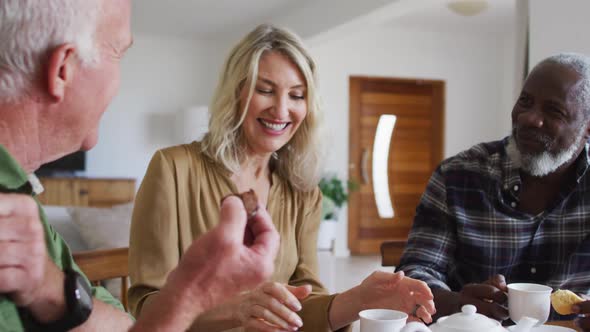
239, 51, 308, 156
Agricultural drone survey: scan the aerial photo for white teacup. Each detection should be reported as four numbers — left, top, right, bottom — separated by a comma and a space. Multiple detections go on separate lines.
359, 309, 408, 332
508, 283, 552, 325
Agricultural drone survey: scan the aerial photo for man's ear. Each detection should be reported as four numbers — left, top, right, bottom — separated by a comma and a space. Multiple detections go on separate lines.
46, 43, 77, 102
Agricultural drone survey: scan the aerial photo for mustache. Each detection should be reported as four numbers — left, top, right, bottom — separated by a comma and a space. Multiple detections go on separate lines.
512, 127, 553, 147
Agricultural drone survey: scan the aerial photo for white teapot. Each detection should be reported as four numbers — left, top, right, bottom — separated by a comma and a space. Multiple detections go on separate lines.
401, 305, 509, 332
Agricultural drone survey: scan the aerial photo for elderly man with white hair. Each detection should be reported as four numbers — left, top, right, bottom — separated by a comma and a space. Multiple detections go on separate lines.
0, 1, 279, 331
397, 53, 590, 330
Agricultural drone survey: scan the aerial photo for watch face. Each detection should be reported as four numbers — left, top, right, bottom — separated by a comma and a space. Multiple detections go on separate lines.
72, 273, 93, 318
75, 277, 93, 309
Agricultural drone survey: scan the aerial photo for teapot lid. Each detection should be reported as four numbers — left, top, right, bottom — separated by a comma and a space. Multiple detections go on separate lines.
438, 305, 501, 330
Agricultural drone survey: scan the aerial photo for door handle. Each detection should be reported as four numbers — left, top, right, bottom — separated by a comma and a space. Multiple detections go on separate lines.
361, 148, 369, 184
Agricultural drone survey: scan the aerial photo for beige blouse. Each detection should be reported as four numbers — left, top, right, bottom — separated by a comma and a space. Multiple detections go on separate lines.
128, 142, 346, 331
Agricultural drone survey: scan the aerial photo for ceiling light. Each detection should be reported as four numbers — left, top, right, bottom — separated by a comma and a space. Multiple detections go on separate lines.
447, 0, 488, 16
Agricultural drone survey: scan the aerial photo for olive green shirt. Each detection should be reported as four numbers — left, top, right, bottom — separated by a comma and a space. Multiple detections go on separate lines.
0, 145, 125, 331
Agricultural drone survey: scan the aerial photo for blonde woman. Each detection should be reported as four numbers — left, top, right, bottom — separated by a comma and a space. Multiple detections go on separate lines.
128, 24, 435, 332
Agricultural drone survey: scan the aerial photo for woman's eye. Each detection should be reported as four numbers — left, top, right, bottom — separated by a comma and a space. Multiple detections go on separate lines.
256, 88, 272, 94
290, 94, 305, 100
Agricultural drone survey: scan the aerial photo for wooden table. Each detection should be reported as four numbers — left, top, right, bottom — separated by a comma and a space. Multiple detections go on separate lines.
547, 320, 579, 331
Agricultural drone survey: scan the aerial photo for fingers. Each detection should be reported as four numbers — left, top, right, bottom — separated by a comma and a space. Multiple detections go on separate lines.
248, 304, 300, 331
0, 266, 27, 294
415, 303, 435, 324
262, 282, 303, 314
218, 195, 248, 240
0, 193, 39, 217
359, 272, 436, 324
402, 278, 436, 321
485, 274, 508, 292
461, 283, 508, 320
462, 283, 507, 304
574, 316, 590, 331
573, 300, 590, 314
243, 283, 304, 330
247, 206, 280, 260
0, 242, 42, 267
0, 194, 43, 242
402, 276, 434, 300
286, 284, 312, 300
459, 293, 509, 321
367, 271, 405, 288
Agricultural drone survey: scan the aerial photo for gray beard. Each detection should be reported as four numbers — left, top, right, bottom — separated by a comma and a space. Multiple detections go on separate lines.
506, 131, 583, 177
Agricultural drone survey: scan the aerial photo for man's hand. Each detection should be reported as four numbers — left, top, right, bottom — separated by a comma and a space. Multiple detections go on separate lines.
0, 193, 66, 322
459, 274, 508, 321
170, 195, 280, 304
572, 298, 590, 331
432, 274, 508, 321
132, 195, 280, 331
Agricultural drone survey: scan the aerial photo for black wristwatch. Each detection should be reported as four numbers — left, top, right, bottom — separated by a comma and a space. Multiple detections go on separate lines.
43, 268, 94, 331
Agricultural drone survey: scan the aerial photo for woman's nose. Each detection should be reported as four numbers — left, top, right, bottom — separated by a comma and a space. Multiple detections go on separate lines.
271, 94, 289, 118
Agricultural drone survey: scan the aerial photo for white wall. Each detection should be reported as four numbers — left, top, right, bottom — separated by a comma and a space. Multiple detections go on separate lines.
85, 17, 518, 257
529, 0, 590, 68
311, 25, 516, 256
86, 35, 226, 182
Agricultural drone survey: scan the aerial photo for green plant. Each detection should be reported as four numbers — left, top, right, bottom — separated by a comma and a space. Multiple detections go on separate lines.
319, 175, 358, 220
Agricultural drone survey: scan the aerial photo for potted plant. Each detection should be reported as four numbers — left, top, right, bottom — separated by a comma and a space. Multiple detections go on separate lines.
317, 175, 357, 250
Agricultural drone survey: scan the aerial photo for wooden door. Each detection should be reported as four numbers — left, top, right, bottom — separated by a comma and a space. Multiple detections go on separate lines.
348, 76, 445, 254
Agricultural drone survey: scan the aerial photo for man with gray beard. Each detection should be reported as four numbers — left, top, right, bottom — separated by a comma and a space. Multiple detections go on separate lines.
397, 53, 590, 330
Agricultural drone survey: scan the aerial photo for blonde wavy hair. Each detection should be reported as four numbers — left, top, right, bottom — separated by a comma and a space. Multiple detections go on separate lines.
201, 24, 322, 192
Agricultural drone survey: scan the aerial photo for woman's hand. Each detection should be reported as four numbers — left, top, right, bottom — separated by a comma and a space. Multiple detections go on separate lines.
358, 271, 436, 323
235, 282, 311, 331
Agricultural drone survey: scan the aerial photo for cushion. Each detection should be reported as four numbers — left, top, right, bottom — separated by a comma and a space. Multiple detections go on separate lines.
67, 203, 133, 299
67, 203, 133, 250
44, 206, 88, 252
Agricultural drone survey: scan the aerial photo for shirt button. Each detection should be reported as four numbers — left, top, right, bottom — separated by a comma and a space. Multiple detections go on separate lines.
513, 185, 519, 191
511, 202, 517, 208
504, 184, 509, 190
531, 267, 537, 274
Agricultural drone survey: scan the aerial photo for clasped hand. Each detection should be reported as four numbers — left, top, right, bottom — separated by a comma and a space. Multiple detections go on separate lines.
458, 274, 509, 321
0, 193, 65, 322
235, 282, 311, 332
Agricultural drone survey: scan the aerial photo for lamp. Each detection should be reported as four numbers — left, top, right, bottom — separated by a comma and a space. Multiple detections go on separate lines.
447, 0, 488, 16
175, 106, 209, 143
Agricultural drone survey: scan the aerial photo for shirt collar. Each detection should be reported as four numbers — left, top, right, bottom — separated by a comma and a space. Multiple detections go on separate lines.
0, 145, 41, 195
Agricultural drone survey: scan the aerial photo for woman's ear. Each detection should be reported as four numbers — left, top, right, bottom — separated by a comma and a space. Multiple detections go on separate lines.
46, 43, 77, 102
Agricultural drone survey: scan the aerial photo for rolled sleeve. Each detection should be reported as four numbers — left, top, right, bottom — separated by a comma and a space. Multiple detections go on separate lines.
396, 167, 456, 291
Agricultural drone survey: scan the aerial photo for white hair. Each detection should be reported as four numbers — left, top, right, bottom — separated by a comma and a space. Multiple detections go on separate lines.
534, 52, 590, 118
0, 0, 101, 101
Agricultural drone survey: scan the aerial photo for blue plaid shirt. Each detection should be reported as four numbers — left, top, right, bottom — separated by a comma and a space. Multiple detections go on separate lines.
397, 138, 590, 306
